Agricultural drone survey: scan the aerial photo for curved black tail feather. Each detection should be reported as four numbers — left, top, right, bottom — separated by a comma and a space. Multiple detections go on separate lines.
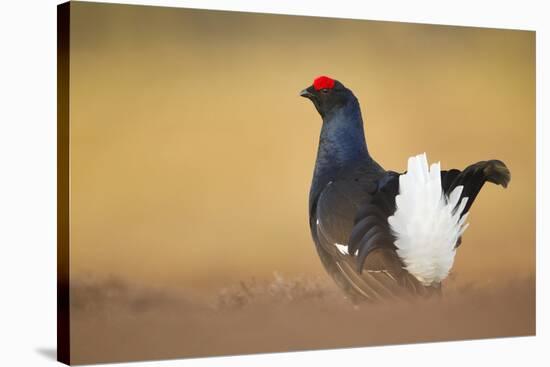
441, 159, 511, 216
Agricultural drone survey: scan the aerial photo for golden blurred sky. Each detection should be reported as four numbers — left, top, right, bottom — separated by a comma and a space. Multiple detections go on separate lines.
68, 2, 535, 289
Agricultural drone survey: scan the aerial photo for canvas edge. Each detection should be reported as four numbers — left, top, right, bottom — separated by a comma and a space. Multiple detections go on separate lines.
57, 1, 71, 365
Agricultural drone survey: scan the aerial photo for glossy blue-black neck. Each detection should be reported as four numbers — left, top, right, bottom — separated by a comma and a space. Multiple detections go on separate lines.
309, 97, 372, 207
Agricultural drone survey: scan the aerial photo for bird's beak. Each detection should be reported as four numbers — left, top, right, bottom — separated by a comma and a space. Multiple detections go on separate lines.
300, 88, 315, 99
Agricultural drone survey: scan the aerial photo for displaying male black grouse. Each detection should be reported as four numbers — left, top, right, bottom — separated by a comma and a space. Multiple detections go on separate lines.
301, 76, 511, 302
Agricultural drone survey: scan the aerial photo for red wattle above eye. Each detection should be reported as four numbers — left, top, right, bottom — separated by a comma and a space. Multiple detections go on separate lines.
313, 76, 335, 91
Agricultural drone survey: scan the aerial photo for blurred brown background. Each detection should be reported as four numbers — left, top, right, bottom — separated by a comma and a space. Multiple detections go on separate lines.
69, 2, 535, 290
66, 2, 535, 363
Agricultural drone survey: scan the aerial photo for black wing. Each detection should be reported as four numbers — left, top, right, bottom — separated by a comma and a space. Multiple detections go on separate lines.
311, 169, 425, 301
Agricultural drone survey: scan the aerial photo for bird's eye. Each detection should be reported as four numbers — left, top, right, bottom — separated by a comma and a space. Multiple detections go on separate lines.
320, 88, 330, 94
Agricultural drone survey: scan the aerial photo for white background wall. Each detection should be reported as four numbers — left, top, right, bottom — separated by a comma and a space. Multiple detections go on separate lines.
0, 0, 547, 366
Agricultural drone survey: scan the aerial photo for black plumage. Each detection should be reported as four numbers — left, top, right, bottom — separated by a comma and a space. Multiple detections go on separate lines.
301, 76, 510, 302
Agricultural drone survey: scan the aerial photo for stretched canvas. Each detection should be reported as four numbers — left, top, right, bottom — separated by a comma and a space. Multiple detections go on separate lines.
57, 1, 536, 365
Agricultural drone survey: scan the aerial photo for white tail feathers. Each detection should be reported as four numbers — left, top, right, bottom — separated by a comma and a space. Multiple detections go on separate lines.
387, 153, 469, 286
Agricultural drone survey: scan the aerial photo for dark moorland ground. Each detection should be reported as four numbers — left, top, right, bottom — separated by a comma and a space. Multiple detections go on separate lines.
70, 273, 535, 365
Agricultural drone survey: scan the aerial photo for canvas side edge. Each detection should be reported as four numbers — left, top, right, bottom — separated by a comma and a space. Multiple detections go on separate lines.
57, 2, 71, 365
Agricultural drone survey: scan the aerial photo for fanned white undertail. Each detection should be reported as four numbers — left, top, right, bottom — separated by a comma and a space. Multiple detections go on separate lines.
388, 153, 470, 286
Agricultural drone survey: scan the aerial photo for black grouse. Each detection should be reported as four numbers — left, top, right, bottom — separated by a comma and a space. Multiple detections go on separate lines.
301, 76, 511, 302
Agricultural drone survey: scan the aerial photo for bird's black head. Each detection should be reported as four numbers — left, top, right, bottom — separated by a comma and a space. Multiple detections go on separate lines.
300, 76, 356, 118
